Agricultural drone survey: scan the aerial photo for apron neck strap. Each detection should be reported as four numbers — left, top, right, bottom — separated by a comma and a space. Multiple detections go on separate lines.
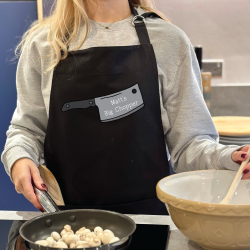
129, 2, 162, 45
129, 2, 139, 16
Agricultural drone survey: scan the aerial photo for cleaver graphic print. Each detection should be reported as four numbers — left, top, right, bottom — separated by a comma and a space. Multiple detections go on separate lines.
62, 84, 144, 122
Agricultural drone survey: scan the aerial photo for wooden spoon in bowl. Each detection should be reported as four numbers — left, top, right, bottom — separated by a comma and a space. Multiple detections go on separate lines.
220, 147, 250, 205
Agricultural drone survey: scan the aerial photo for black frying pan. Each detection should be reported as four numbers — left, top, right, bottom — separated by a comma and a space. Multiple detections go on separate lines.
20, 209, 136, 250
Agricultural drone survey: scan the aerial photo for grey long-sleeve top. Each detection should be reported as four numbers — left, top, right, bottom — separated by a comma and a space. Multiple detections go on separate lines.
1, 7, 241, 182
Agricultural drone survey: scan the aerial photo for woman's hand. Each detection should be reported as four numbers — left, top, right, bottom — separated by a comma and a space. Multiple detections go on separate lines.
231, 145, 250, 180
11, 158, 47, 211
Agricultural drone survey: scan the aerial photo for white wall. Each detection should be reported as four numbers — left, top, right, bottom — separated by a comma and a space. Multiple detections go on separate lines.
155, 0, 250, 85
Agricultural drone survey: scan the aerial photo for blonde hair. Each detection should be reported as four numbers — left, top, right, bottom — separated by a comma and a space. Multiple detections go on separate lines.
15, 0, 169, 74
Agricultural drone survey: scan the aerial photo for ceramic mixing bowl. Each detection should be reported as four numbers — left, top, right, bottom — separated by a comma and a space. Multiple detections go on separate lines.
156, 170, 250, 250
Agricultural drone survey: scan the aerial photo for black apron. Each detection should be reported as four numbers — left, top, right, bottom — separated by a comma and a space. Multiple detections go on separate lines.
44, 3, 170, 215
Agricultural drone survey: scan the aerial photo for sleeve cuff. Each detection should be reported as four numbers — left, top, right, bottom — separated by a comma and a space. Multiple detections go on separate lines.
219, 144, 246, 171
1, 145, 39, 183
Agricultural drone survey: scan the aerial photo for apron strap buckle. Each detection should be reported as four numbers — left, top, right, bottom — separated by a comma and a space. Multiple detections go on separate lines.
132, 15, 145, 26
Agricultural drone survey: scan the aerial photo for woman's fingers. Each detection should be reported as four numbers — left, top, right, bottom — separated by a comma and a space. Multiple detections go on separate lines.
242, 161, 250, 180
233, 145, 250, 180
29, 163, 48, 192
26, 162, 46, 211
15, 182, 23, 194
232, 150, 249, 163
12, 158, 45, 211
21, 181, 44, 211
231, 145, 250, 179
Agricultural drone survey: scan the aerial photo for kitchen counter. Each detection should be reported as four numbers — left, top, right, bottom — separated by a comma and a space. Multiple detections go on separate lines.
0, 211, 203, 250
167, 230, 203, 250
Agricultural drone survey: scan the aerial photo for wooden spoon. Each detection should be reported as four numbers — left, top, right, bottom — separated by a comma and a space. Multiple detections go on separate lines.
220, 147, 250, 204
38, 164, 65, 205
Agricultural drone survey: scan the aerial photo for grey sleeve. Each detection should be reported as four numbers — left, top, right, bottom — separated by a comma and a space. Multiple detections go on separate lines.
164, 41, 242, 173
1, 37, 48, 182
7, 220, 25, 250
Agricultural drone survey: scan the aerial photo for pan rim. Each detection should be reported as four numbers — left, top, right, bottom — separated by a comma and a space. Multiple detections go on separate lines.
19, 209, 136, 249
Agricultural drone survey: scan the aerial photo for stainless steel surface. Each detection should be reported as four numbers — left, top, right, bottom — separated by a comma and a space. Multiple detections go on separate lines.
0, 212, 177, 230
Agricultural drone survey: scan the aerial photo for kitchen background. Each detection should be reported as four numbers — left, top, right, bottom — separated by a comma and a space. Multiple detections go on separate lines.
157, 0, 250, 116
0, 0, 249, 212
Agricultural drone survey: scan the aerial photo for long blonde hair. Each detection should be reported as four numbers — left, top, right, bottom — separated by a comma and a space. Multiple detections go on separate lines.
15, 0, 169, 74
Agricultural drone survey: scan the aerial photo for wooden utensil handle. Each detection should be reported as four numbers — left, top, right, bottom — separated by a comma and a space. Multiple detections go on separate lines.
38, 164, 65, 206
220, 147, 250, 205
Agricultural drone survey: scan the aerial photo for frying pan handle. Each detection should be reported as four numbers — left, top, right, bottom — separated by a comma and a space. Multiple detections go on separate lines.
34, 187, 60, 213
32, 179, 60, 213
62, 99, 95, 111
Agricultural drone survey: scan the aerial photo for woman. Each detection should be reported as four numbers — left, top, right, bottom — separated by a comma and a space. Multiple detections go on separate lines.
1, 0, 250, 216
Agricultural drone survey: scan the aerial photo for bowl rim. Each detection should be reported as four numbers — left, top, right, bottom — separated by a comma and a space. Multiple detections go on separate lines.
156, 169, 250, 215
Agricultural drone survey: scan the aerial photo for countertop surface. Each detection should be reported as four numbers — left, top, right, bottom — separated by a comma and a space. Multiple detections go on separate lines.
0, 210, 204, 250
